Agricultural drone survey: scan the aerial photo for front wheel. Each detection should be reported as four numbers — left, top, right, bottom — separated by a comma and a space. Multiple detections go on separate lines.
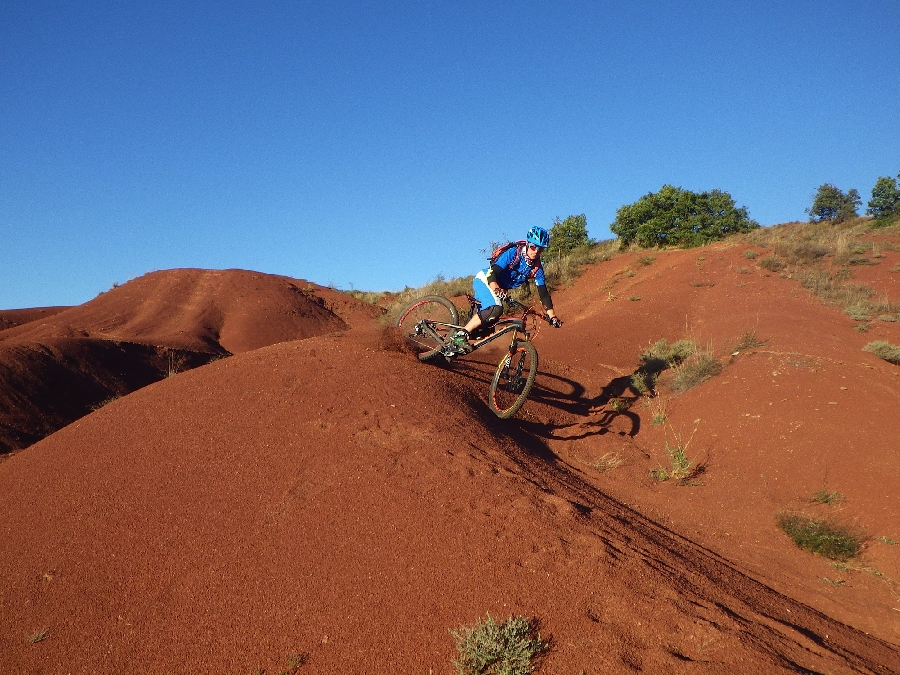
395, 295, 460, 362
488, 341, 538, 418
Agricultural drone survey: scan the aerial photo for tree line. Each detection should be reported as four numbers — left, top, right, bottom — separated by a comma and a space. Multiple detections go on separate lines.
546, 170, 899, 253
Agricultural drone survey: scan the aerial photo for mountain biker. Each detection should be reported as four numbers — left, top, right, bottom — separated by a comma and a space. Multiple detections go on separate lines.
451, 225, 562, 353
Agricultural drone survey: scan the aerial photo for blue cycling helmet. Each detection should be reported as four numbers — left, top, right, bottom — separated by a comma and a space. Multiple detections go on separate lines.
526, 226, 550, 249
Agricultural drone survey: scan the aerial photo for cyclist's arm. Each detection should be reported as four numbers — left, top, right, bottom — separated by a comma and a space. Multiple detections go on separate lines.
537, 283, 555, 315
485, 265, 507, 295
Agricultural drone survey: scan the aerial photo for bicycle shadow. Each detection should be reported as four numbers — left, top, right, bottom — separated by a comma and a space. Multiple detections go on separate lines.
441, 353, 644, 443
524, 372, 643, 442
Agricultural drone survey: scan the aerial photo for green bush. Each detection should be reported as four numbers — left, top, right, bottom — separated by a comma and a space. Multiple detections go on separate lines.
545, 214, 593, 260
807, 184, 861, 224
451, 614, 547, 675
776, 513, 863, 561
867, 173, 900, 223
610, 185, 759, 248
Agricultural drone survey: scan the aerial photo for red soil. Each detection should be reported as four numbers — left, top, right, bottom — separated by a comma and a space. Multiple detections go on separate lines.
2, 245, 899, 674
0, 269, 381, 453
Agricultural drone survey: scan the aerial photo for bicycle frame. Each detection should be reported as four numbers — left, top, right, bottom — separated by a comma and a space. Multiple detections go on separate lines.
412, 295, 539, 358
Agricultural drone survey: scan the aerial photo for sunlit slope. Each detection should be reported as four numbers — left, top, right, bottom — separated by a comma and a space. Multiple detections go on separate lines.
1, 331, 896, 673
530, 240, 900, 644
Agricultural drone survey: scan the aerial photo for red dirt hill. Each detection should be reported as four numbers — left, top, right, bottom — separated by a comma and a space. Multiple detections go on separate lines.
1, 233, 899, 673
0, 269, 382, 453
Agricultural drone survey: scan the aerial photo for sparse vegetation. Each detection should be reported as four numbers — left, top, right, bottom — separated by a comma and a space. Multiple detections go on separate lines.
629, 295, 640, 301
650, 420, 701, 484
776, 513, 863, 561
90, 395, 120, 411
608, 398, 630, 412
758, 256, 786, 272
28, 628, 49, 644
285, 653, 309, 671
734, 331, 765, 351
590, 451, 624, 473
638, 255, 655, 266
629, 339, 701, 396
744, 250, 758, 259
451, 613, 547, 675
670, 352, 722, 393
864, 340, 900, 365
811, 490, 844, 505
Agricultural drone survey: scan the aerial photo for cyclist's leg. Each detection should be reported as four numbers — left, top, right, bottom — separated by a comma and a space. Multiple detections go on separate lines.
466, 271, 501, 333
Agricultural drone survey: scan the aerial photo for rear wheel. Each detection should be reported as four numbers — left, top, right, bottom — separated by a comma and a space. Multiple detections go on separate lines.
488, 341, 538, 418
395, 295, 460, 362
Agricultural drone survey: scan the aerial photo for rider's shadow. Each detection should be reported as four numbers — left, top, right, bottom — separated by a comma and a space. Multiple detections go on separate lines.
523, 373, 642, 441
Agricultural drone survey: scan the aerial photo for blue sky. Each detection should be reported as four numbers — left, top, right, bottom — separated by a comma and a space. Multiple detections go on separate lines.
2, 1, 899, 308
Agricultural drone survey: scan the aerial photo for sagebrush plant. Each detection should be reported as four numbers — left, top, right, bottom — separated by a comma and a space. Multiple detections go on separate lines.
864, 340, 900, 365
451, 613, 547, 675
776, 513, 863, 561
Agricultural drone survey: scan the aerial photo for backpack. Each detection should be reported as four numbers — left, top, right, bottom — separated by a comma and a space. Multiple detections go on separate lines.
488, 241, 539, 279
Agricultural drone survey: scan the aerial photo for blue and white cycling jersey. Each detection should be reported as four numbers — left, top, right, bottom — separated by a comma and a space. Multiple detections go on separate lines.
472, 244, 547, 311
487, 244, 546, 289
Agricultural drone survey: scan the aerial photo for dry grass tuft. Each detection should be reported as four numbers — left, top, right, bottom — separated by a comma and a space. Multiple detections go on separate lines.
864, 340, 900, 365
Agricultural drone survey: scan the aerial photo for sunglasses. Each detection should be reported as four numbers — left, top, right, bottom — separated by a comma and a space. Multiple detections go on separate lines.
527, 243, 544, 252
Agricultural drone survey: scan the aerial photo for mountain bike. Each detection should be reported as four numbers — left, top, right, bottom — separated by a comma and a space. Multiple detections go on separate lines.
395, 294, 547, 418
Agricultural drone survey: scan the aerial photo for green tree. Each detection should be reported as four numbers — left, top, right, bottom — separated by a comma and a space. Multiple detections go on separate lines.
866, 173, 900, 222
807, 184, 861, 223
545, 214, 592, 260
610, 185, 758, 248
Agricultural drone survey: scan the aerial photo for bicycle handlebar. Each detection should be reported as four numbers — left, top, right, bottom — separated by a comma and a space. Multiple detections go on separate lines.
505, 297, 555, 324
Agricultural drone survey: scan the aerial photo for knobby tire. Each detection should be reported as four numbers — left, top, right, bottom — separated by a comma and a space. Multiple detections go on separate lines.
488, 341, 538, 418
395, 295, 460, 362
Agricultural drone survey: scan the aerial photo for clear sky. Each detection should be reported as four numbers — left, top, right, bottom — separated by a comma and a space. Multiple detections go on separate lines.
2, 1, 899, 309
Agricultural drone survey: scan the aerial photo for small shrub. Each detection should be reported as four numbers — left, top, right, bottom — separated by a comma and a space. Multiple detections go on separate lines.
845, 305, 871, 321
650, 420, 700, 484
734, 332, 765, 351
811, 490, 844, 505
670, 354, 722, 393
451, 613, 547, 675
638, 256, 655, 266
651, 412, 666, 425
640, 339, 697, 369
864, 340, 900, 365
759, 256, 786, 272
608, 398, 630, 412
629, 295, 640, 301
629, 371, 656, 395
878, 314, 898, 322
744, 250, 758, 259
776, 513, 863, 561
